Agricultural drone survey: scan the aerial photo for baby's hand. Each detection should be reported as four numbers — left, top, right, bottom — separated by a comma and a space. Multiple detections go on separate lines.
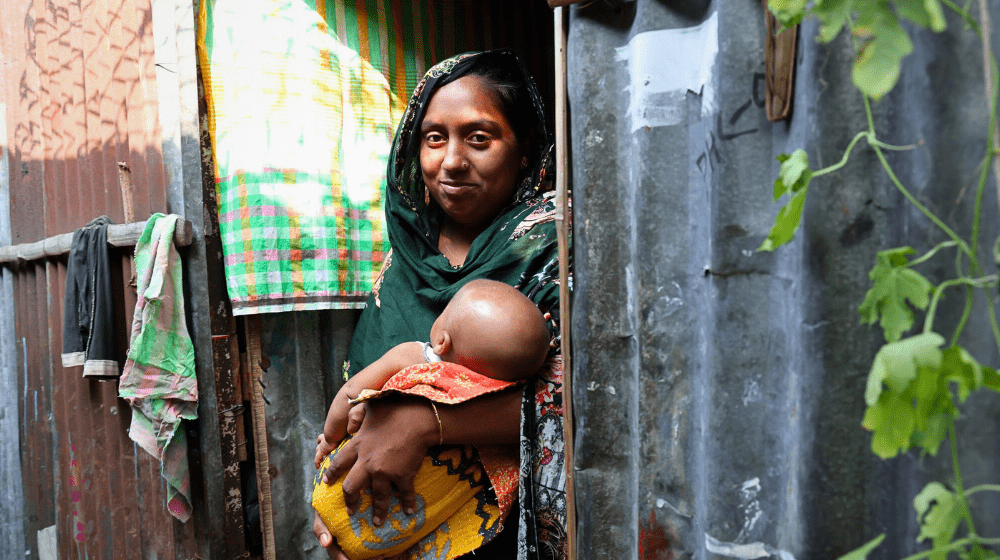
314, 433, 337, 469
314, 403, 367, 470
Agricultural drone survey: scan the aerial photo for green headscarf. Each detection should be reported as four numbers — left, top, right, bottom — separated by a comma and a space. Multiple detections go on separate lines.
345, 49, 560, 376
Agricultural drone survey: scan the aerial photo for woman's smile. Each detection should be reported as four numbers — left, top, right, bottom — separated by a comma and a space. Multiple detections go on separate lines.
439, 180, 478, 192
419, 75, 524, 235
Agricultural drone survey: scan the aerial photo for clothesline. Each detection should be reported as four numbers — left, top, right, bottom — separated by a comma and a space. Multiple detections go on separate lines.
0, 218, 193, 265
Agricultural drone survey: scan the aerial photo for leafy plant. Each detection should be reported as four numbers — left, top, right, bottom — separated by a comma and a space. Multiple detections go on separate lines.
762, 0, 1000, 558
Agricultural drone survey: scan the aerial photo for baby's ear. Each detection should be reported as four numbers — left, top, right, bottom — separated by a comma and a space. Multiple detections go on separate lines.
431, 330, 451, 357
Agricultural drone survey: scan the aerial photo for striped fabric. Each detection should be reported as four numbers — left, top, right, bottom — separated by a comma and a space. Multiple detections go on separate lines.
118, 214, 199, 522
198, 0, 508, 314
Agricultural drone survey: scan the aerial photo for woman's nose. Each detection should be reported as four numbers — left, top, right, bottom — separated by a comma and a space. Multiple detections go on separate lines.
441, 142, 468, 173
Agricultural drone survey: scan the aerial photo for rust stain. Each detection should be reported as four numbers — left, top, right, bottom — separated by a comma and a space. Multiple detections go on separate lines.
639, 509, 675, 560
3, 0, 202, 553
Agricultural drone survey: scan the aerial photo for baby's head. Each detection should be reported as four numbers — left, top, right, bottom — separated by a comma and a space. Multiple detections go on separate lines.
429, 279, 550, 381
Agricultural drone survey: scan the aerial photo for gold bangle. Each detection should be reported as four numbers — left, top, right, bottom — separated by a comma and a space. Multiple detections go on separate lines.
429, 401, 443, 446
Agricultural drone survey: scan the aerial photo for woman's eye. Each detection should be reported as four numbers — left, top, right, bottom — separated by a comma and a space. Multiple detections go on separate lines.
424, 133, 445, 144
468, 133, 490, 145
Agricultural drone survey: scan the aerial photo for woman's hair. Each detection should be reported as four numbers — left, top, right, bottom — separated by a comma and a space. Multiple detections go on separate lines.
438, 56, 540, 146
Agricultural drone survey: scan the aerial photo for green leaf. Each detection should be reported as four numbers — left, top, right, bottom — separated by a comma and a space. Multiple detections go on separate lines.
772, 150, 812, 200
893, 0, 947, 32
760, 150, 812, 252
768, 0, 808, 27
834, 534, 886, 560
858, 247, 934, 342
922, 0, 948, 31
912, 366, 947, 429
984, 366, 1000, 394
813, 0, 853, 42
759, 190, 808, 252
863, 334, 949, 457
960, 544, 1000, 560
909, 412, 949, 456
852, 6, 914, 99
940, 346, 987, 401
914, 482, 962, 560
863, 390, 918, 458
865, 333, 944, 405
864, 342, 988, 458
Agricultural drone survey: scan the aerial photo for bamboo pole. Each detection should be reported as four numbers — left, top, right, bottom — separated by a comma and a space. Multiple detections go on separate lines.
246, 315, 277, 560
553, 6, 576, 560
0, 218, 193, 264
117, 162, 136, 224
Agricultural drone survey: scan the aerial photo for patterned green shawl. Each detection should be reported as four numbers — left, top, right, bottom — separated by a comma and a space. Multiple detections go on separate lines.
346, 49, 559, 374
344, 49, 568, 560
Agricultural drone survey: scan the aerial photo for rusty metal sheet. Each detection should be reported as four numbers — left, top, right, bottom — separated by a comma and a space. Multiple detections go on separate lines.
99, 0, 128, 222
35, 0, 61, 235
3, 0, 171, 238
2, 0, 226, 554
0, 56, 28, 557
2, 0, 47, 244
19, 260, 56, 558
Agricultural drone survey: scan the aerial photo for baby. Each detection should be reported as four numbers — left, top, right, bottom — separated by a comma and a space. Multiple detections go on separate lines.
312, 279, 551, 560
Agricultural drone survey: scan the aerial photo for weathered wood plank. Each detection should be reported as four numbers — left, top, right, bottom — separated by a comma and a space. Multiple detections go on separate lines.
0, 218, 194, 263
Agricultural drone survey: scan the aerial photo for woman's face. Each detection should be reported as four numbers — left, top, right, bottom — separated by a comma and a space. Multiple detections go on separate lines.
419, 75, 524, 233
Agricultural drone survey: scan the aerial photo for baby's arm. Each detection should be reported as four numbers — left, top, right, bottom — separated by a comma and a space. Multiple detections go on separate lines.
314, 342, 425, 468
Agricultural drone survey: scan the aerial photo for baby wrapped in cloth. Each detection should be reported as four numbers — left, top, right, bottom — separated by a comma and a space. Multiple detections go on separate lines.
312, 279, 552, 559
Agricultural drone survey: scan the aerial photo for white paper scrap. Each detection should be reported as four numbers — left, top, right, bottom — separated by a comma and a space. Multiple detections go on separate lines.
615, 12, 719, 132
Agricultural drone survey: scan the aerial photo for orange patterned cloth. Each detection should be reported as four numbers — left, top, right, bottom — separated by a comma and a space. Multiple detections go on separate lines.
353, 361, 522, 519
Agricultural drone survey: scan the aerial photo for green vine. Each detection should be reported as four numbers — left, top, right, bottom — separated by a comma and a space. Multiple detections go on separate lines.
764, 1, 1000, 558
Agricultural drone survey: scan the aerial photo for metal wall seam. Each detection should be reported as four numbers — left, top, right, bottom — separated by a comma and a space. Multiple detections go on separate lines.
0, 87, 29, 559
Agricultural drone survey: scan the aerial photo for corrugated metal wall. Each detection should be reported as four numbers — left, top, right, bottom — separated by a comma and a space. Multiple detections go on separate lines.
7, 0, 996, 558
568, 2, 1000, 559
0, 69, 28, 558
0, 0, 231, 557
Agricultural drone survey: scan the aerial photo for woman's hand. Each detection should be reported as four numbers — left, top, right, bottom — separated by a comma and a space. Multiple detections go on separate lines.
312, 511, 349, 559
313, 401, 372, 556
326, 396, 437, 526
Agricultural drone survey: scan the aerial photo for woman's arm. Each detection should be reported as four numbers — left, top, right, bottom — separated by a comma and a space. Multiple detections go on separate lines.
315, 342, 425, 468
436, 385, 522, 445
322, 387, 522, 527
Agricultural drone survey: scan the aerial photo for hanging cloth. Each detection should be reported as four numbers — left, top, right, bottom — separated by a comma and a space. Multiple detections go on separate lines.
61, 216, 120, 379
118, 213, 198, 522
198, 0, 400, 315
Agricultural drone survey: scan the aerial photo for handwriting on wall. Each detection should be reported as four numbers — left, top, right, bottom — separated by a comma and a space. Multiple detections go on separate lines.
697, 70, 767, 180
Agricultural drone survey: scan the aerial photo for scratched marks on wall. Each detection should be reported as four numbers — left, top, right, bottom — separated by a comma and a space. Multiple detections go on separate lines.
696, 69, 768, 181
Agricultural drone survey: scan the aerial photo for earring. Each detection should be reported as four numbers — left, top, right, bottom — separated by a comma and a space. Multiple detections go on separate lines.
520, 157, 528, 169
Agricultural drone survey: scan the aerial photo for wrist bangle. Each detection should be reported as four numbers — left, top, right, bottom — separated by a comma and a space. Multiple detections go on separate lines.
429, 401, 444, 446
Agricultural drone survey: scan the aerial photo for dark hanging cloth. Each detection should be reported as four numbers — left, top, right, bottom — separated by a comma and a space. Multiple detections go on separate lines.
61, 216, 120, 378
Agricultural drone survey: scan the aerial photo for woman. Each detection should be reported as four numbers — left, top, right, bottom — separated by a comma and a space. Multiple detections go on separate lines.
313, 49, 567, 560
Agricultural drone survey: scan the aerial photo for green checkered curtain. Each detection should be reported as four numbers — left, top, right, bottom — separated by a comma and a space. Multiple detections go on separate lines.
199, 0, 512, 314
